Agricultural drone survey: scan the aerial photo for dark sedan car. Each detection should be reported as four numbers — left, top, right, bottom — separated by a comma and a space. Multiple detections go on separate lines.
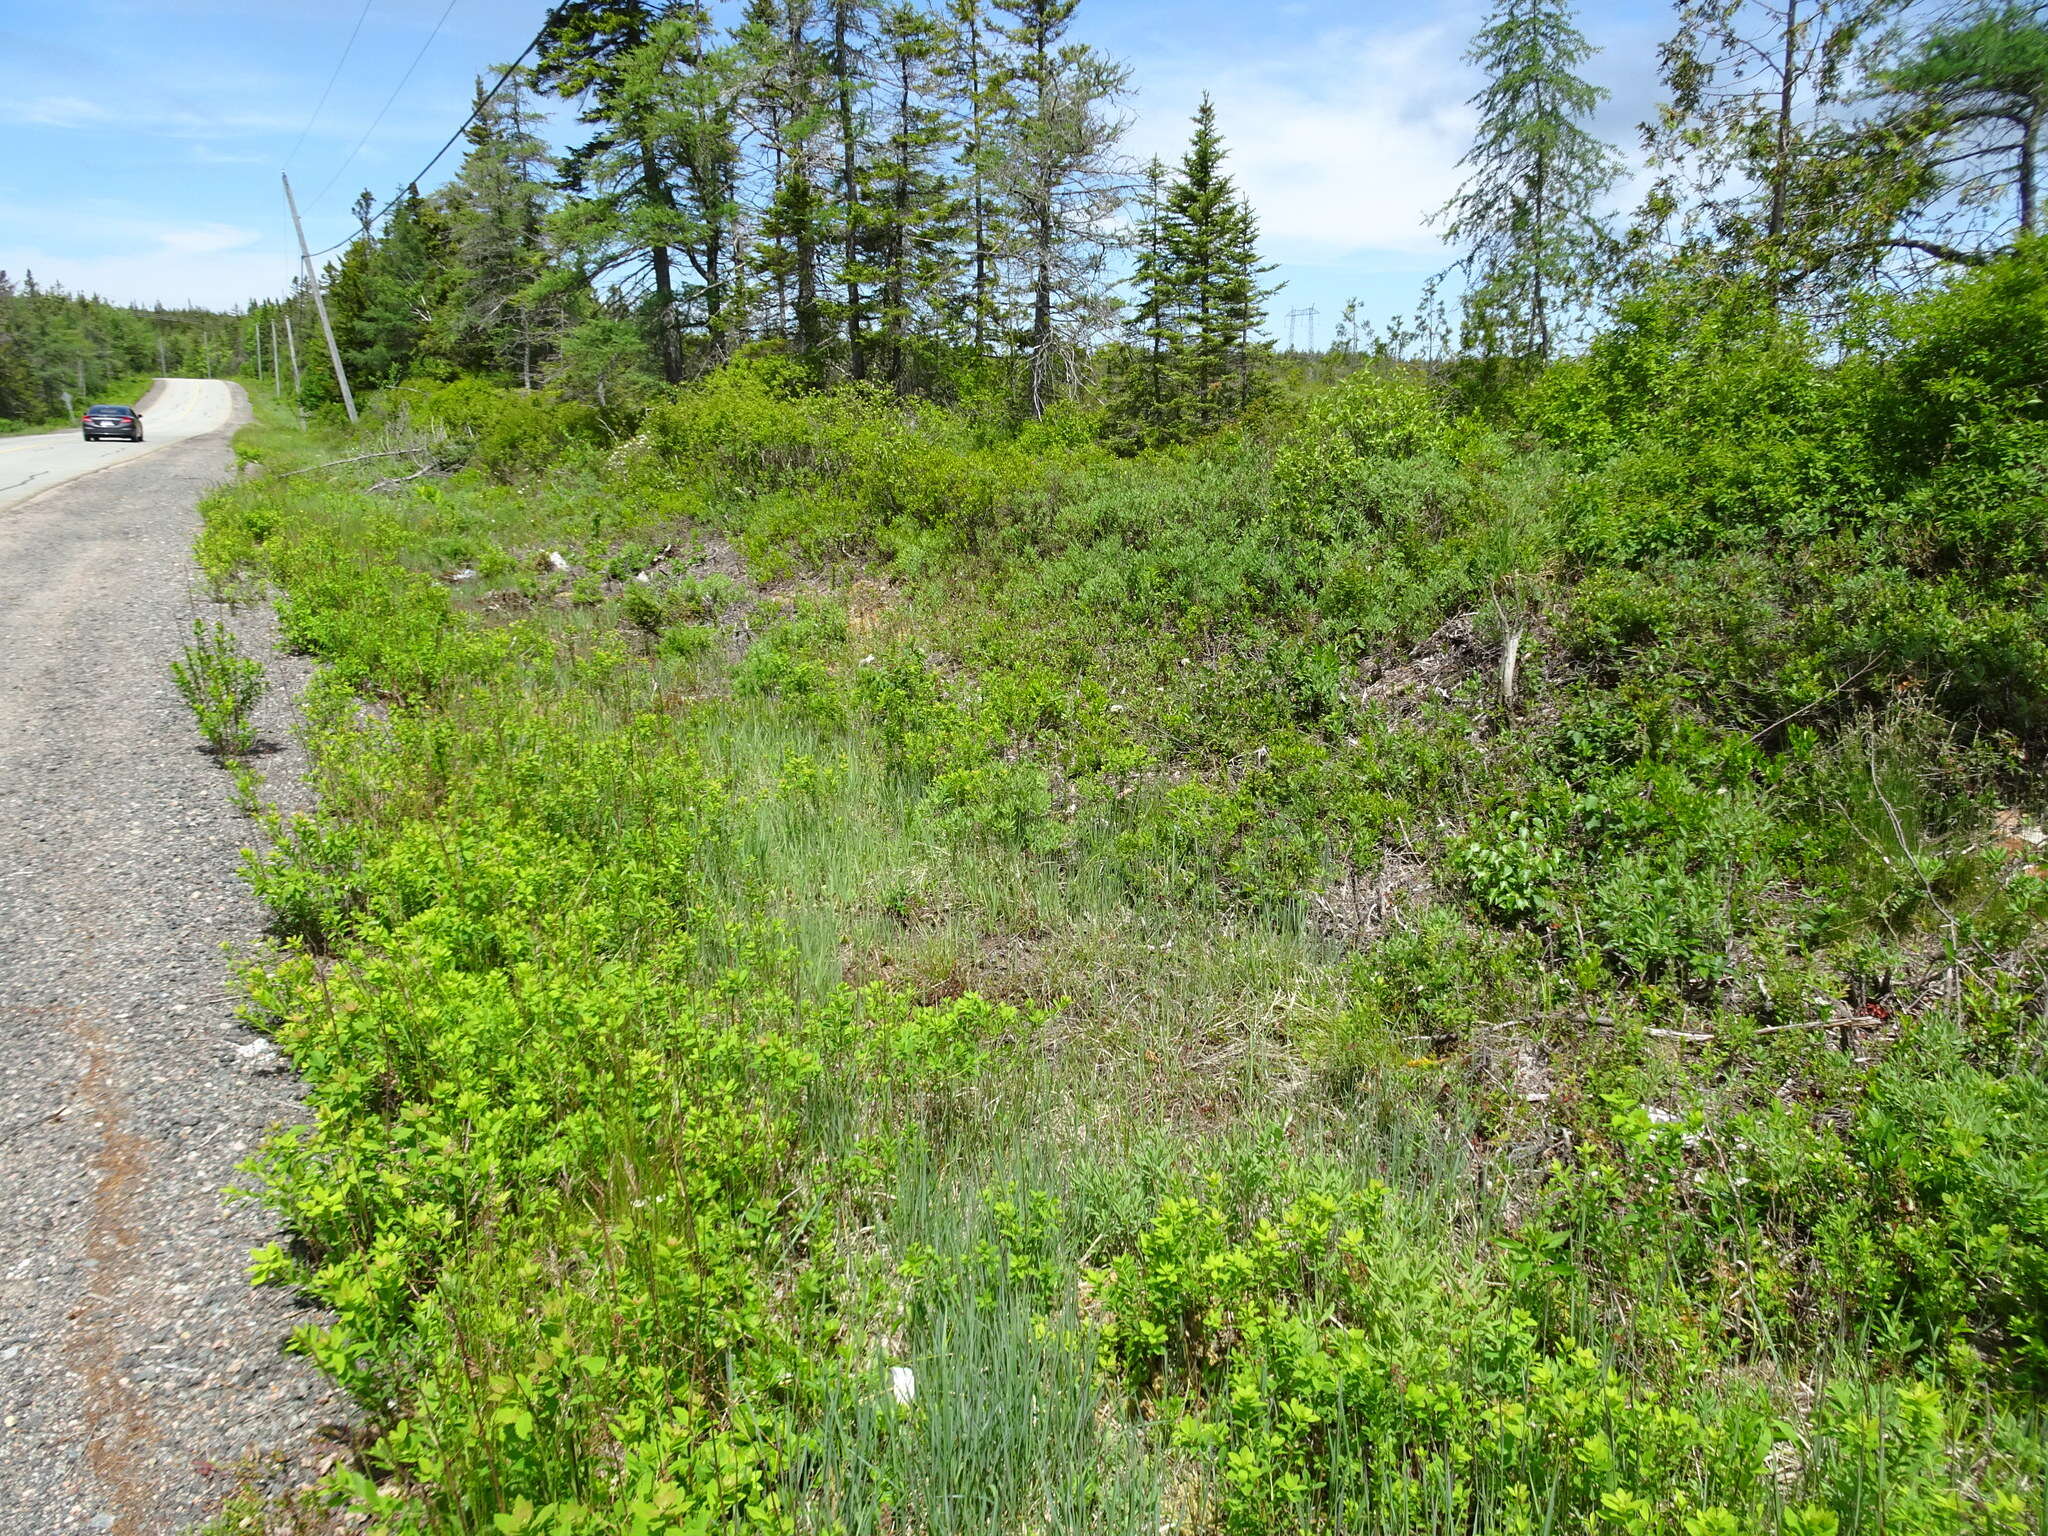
82, 404, 143, 442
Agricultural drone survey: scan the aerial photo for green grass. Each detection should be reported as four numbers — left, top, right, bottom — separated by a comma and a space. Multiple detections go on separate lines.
191, 253, 2048, 1535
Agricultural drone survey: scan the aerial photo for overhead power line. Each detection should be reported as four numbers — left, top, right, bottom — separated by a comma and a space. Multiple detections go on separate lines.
303, 23, 549, 262
284, 0, 378, 170
309, 0, 463, 209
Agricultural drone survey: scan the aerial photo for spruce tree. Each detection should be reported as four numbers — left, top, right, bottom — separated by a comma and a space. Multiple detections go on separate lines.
739, 0, 836, 361
1162, 96, 1272, 426
1122, 157, 1175, 421
538, 0, 694, 382
868, 4, 966, 387
650, 5, 746, 355
831, 0, 874, 377
438, 73, 556, 383
358, 188, 444, 384
1112, 100, 1272, 445
992, 0, 1129, 415
948, 0, 1008, 357
1438, 0, 1620, 362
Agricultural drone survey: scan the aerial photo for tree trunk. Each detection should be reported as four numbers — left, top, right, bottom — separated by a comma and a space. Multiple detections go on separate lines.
836, 1, 865, 378
1531, 142, 1549, 361
639, 137, 683, 383
1769, 0, 1799, 245
2022, 106, 2040, 236
796, 180, 822, 357
1028, 25, 1053, 418
790, 9, 824, 360
889, 63, 910, 388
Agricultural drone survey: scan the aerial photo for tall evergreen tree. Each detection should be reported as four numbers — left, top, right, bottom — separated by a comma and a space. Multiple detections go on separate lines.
991, 0, 1130, 414
868, 3, 966, 386
538, 0, 694, 381
437, 73, 557, 383
948, 0, 1008, 356
648, 5, 747, 354
740, 0, 836, 360
333, 187, 446, 386
1438, 0, 1621, 362
1120, 156, 1174, 419
1111, 101, 1272, 445
1162, 97, 1272, 423
832, 0, 874, 376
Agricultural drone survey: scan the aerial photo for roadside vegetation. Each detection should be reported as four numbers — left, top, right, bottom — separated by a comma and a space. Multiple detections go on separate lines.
187, 0, 2048, 1530
199, 241, 2048, 1534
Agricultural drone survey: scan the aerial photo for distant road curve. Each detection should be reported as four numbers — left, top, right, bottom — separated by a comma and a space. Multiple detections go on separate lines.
0, 380, 238, 516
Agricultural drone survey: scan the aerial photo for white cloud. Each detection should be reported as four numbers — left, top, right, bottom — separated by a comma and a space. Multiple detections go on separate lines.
190, 144, 272, 166
1126, 18, 1479, 268
4, 95, 113, 128
0, 85, 297, 141
0, 204, 285, 307
155, 222, 263, 256
0, 242, 289, 309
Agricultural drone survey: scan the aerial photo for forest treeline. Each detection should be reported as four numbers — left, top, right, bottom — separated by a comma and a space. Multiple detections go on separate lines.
0, 273, 242, 428
252, 0, 2046, 435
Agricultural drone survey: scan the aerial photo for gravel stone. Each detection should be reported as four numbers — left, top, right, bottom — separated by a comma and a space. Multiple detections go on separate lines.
0, 385, 349, 1535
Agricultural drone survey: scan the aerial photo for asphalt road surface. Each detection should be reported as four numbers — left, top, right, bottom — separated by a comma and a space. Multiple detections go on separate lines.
0, 379, 238, 516
0, 379, 346, 1534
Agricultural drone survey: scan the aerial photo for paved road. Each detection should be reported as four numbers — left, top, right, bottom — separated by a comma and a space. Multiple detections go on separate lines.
0, 380, 345, 1534
0, 380, 238, 515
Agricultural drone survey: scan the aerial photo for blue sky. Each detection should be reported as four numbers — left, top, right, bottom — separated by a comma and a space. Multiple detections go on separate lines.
0, 0, 1670, 336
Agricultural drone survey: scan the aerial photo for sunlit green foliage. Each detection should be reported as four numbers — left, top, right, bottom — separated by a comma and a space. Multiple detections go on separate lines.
195, 241, 2048, 1533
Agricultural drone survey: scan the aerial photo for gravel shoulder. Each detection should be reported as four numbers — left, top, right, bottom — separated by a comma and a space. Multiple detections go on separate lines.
0, 383, 345, 1535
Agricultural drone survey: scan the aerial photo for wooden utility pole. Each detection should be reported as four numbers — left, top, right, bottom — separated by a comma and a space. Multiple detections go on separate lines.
282, 173, 358, 423
270, 317, 282, 392
283, 313, 303, 397
157, 334, 168, 374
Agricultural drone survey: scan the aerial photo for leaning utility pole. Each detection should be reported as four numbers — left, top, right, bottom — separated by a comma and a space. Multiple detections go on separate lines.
283, 313, 303, 397
282, 172, 357, 423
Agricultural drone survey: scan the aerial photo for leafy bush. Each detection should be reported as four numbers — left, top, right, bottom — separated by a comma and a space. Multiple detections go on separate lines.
1271, 369, 1451, 538
171, 618, 267, 758
199, 244, 2048, 1531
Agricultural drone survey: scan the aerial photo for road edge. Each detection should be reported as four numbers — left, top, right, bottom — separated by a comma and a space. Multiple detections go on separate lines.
3, 379, 237, 519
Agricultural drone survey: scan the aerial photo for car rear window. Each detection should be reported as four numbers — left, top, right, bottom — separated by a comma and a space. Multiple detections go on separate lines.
87, 405, 133, 416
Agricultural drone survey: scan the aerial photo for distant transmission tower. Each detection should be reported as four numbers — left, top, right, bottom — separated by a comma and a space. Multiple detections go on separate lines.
1285, 305, 1318, 353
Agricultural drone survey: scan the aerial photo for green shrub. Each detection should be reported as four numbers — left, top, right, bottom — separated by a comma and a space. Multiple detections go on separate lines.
171, 618, 268, 759
1271, 369, 1450, 538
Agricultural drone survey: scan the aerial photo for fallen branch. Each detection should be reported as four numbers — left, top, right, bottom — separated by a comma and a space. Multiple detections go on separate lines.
1753, 1016, 1880, 1036
367, 466, 446, 493
276, 448, 431, 479
1746, 658, 1881, 744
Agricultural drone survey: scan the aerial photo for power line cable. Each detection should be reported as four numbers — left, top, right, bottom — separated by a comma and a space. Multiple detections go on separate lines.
303, 25, 549, 261
309, 0, 463, 209
283, 0, 378, 170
